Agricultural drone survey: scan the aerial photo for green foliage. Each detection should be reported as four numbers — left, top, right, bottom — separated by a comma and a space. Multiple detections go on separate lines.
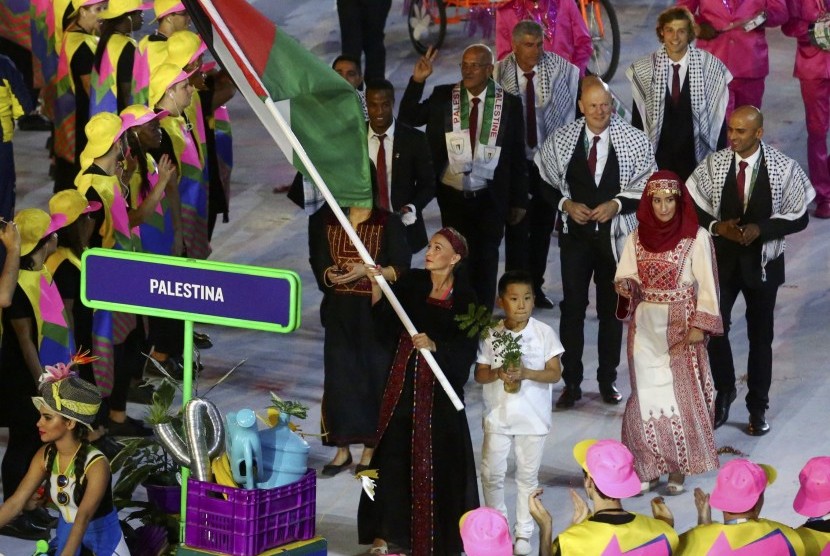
490, 328, 523, 368
270, 392, 309, 420
454, 303, 498, 339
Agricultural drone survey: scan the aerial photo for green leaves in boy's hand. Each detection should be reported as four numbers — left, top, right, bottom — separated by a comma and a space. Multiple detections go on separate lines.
270, 392, 309, 420
454, 303, 497, 339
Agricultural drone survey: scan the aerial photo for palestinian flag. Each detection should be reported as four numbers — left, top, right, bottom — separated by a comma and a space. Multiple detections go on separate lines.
182, 0, 372, 208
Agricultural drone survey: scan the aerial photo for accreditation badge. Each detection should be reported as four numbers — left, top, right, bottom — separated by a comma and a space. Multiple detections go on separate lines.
471, 144, 501, 180
445, 131, 473, 174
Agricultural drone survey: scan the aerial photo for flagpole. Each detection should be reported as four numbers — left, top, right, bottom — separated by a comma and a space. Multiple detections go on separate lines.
199, 1, 464, 411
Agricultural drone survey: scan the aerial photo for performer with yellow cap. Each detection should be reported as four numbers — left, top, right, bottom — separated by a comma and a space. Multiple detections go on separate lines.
529, 439, 679, 555
0, 208, 72, 541
133, 0, 191, 105
150, 62, 210, 259
89, 0, 152, 116
52, 0, 107, 191
677, 459, 805, 554
0, 360, 130, 554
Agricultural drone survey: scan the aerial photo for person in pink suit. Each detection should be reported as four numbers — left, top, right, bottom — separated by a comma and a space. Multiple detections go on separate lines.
677, 0, 788, 114
495, 0, 593, 75
782, 0, 830, 218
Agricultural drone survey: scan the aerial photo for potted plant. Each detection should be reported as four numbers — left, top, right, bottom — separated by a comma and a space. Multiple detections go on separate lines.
110, 378, 182, 546
455, 303, 524, 393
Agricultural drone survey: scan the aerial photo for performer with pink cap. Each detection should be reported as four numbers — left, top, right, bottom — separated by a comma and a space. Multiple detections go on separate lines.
677, 458, 805, 554
529, 439, 678, 556
793, 456, 830, 553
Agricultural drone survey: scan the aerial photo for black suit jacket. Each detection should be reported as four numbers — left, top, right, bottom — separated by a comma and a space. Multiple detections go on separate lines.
397, 77, 528, 222
370, 122, 436, 252
695, 155, 809, 288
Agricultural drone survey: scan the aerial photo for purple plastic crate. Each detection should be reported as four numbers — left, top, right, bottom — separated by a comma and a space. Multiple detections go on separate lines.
185, 468, 316, 556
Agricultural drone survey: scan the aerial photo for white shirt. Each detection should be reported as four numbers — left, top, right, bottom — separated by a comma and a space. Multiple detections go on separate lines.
667, 51, 689, 98
476, 317, 565, 435
557, 125, 621, 215
442, 88, 488, 191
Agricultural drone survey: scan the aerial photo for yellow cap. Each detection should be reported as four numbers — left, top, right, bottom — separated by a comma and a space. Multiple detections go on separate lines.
49, 190, 102, 227
149, 62, 192, 107
152, 0, 185, 21
165, 30, 206, 69
79, 113, 124, 173
15, 209, 67, 256
99, 0, 151, 20
69, 0, 108, 18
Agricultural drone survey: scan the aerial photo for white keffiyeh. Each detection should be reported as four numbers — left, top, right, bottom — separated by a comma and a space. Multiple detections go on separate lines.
494, 51, 579, 140
627, 45, 731, 165
534, 114, 656, 260
686, 143, 816, 278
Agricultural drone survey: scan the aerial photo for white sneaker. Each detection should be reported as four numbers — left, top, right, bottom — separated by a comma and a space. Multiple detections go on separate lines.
514, 538, 532, 556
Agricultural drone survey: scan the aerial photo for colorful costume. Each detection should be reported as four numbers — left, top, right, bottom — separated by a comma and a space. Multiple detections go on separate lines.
159, 111, 211, 259
677, 519, 805, 555
555, 513, 679, 555
45, 444, 130, 554
615, 172, 723, 481
89, 33, 136, 116
495, 0, 593, 74
358, 269, 479, 556
0, 53, 33, 219
53, 26, 97, 189
678, 0, 789, 112
309, 208, 411, 447
782, 0, 830, 213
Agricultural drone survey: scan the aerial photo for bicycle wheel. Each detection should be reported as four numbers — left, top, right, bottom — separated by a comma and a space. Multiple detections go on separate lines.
584, 0, 620, 82
407, 0, 447, 54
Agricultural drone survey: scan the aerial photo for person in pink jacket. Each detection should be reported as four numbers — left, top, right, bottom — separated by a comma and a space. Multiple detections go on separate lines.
677, 0, 788, 115
782, 0, 830, 218
495, 0, 593, 75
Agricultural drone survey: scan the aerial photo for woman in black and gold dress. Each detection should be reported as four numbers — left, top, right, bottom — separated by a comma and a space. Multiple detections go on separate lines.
309, 203, 410, 475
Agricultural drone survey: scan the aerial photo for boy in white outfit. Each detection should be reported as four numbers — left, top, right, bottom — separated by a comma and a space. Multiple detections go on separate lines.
476, 270, 564, 555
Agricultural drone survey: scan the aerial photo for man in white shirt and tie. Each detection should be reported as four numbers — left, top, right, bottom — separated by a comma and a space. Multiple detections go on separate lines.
535, 77, 655, 408
687, 106, 814, 436
628, 6, 731, 181
365, 78, 435, 253
495, 20, 580, 309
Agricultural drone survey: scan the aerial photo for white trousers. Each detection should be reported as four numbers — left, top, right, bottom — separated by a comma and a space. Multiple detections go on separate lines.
480, 432, 547, 538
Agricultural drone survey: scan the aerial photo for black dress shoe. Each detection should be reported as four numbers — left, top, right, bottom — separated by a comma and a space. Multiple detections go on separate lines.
599, 382, 623, 404
194, 331, 213, 350
0, 513, 49, 540
534, 292, 555, 309
555, 385, 582, 409
747, 412, 771, 436
321, 453, 353, 477
107, 416, 153, 437
714, 389, 737, 429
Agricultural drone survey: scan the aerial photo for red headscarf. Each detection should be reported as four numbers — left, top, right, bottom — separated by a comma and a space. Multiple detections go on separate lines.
636, 170, 699, 253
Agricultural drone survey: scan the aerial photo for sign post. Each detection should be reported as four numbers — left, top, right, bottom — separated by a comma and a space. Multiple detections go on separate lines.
81, 248, 302, 540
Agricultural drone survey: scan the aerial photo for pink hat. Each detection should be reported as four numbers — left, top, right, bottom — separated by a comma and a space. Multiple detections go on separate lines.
459, 507, 512, 556
710, 459, 777, 513
573, 439, 642, 499
793, 457, 830, 517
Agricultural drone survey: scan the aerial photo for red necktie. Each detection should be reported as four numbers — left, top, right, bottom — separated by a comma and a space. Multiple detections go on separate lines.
671, 64, 681, 106
376, 134, 390, 210
524, 71, 537, 148
469, 97, 480, 154
587, 135, 601, 182
737, 160, 748, 210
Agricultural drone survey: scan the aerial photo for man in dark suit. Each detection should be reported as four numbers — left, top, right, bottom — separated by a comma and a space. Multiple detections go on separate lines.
398, 44, 528, 310
365, 79, 435, 253
687, 106, 814, 436
535, 77, 655, 408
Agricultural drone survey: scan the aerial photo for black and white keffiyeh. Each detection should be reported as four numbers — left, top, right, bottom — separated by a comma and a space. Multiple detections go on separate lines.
534, 114, 656, 260
627, 45, 731, 165
686, 143, 816, 277
494, 51, 580, 139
